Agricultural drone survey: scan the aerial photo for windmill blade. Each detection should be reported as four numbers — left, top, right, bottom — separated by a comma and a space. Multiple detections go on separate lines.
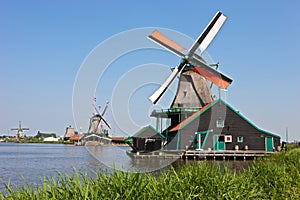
189, 11, 227, 55
149, 70, 178, 104
101, 102, 109, 116
191, 56, 232, 89
92, 103, 101, 115
149, 61, 187, 104
148, 30, 186, 57
191, 53, 207, 64
210, 64, 219, 88
98, 115, 111, 129
92, 104, 111, 129
22, 128, 29, 130
148, 30, 187, 104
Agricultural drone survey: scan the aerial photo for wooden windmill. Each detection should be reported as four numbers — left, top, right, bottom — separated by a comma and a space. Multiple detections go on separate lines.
11, 121, 29, 138
148, 11, 232, 108
88, 102, 111, 136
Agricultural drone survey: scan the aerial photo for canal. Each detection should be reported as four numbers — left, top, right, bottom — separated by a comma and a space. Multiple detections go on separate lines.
0, 143, 252, 192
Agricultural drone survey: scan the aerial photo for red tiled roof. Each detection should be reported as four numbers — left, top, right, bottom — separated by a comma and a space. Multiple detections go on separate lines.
69, 134, 84, 141
169, 102, 214, 132
110, 137, 125, 141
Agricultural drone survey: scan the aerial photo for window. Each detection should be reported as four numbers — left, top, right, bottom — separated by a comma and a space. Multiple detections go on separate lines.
237, 136, 243, 143
218, 136, 225, 142
183, 91, 187, 97
225, 135, 232, 143
216, 120, 224, 128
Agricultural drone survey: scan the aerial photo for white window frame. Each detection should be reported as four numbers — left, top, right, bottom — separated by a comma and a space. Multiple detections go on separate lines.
216, 120, 225, 128
237, 136, 243, 143
225, 135, 232, 143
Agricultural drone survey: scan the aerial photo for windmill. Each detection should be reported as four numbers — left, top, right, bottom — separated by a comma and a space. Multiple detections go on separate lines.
148, 11, 232, 108
128, 12, 281, 153
11, 121, 29, 138
88, 102, 111, 136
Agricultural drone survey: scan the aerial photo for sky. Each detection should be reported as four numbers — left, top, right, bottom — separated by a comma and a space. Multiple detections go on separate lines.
1, 1, 299, 142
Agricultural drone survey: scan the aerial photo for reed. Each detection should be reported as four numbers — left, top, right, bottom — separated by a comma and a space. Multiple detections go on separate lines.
1, 149, 300, 200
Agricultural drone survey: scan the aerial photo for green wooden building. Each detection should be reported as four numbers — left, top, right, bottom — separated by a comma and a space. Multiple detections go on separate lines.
129, 99, 280, 153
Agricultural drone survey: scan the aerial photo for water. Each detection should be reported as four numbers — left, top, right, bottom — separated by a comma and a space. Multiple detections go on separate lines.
0, 143, 126, 191
0, 143, 178, 191
0, 143, 253, 192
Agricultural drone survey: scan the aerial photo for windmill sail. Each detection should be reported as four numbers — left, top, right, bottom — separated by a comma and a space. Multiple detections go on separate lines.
189, 11, 227, 54
191, 56, 232, 89
149, 67, 180, 104
148, 11, 232, 104
148, 30, 185, 57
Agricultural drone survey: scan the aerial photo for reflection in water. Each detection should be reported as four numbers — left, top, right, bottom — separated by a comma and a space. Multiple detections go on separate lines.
85, 145, 178, 173
85, 145, 131, 171
86, 145, 253, 174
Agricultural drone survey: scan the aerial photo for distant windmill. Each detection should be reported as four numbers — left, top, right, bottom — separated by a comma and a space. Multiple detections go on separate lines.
88, 102, 111, 135
11, 121, 29, 138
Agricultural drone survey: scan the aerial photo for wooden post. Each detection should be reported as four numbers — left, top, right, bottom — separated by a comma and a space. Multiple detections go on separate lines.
286, 127, 289, 143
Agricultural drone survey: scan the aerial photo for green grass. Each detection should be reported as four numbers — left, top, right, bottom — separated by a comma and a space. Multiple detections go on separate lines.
1, 149, 300, 200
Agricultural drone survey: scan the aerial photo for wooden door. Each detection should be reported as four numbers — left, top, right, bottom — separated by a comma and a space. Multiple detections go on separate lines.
265, 137, 273, 151
214, 135, 225, 150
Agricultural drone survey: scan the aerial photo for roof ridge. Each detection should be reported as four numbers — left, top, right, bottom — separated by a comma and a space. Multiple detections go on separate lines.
132, 125, 161, 137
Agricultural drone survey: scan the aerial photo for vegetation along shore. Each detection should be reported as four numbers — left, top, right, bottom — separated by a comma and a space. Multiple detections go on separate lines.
1, 146, 299, 199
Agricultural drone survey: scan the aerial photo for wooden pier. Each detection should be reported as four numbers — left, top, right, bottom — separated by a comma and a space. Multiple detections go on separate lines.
127, 150, 276, 160
184, 150, 275, 160
126, 150, 183, 159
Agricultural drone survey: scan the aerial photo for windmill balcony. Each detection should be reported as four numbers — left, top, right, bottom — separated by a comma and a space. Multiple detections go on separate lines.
150, 107, 200, 118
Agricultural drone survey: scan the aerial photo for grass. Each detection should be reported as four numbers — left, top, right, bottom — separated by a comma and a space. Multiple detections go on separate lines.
1, 148, 300, 200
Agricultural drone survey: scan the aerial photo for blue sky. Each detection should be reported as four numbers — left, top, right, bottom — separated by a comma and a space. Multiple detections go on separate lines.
1, 1, 299, 141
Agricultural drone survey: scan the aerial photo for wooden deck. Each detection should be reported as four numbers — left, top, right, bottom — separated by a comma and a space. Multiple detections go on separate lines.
126, 150, 183, 159
127, 150, 276, 160
184, 150, 275, 160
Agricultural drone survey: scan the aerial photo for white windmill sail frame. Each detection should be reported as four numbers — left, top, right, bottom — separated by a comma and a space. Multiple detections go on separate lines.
198, 13, 227, 53
149, 68, 180, 104
148, 11, 231, 104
